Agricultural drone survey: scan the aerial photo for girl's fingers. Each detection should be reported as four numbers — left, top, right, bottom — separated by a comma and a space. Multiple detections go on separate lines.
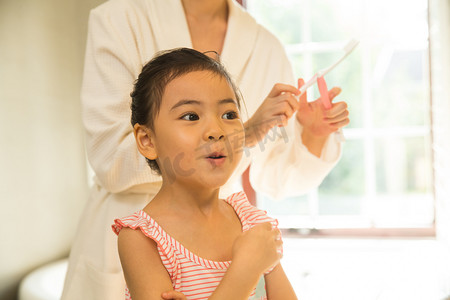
161, 291, 187, 300
273, 228, 282, 240
275, 239, 283, 249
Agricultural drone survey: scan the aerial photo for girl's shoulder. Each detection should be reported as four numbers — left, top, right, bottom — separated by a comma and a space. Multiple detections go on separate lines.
225, 191, 279, 230
113, 210, 152, 235
112, 210, 171, 250
113, 210, 180, 281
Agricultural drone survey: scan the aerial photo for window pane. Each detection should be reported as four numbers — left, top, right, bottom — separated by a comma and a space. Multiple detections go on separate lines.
372, 195, 434, 227
258, 193, 309, 216
375, 136, 432, 195
371, 49, 430, 127
309, 0, 363, 42
247, 0, 434, 230
289, 54, 306, 80
318, 139, 365, 215
246, 0, 303, 44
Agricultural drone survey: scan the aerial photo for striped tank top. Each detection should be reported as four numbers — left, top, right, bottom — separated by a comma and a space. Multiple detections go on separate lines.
112, 191, 280, 300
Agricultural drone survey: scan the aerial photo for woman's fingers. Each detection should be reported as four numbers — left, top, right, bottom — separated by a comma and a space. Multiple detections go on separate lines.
268, 83, 300, 98
324, 101, 348, 118
261, 98, 295, 128
286, 93, 300, 111
249, 83, 301, 142
272, 94, 299, 126
297, 78, 308, 107
324, 109, 349, 123
329, 118, 350, 129
276, 115, 288, 127
328, 87, 342, 102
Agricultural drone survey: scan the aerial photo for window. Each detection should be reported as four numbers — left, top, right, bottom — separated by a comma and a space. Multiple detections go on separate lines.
246, 0, 434, 234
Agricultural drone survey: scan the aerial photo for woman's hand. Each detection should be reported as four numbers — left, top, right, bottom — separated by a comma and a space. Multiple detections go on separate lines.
295, 78, 350, 156
244, 84, 299, 147
161, 290, 187, 300
231, 222, 282, 275
296, 78, 349, 138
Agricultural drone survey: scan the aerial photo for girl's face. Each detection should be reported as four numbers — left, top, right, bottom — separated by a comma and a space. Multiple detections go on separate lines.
150, 70, 245, 189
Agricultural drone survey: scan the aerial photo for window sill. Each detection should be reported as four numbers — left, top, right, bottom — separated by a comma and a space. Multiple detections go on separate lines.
282, 237, 450, 299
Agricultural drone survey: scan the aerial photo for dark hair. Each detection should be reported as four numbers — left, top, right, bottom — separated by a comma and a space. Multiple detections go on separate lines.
130, 48, 242, 175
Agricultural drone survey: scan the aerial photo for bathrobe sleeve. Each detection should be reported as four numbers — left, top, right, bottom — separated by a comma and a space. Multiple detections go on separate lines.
251, 38, 343, 200
224, 10, 343, 200
81, 1, 161, 193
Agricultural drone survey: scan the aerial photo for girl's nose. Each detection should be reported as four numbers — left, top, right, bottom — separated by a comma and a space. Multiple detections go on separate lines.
208, 134, 224, 141
204, 118, 226, 141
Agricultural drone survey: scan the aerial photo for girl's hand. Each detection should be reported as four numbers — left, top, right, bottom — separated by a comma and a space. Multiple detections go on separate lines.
244, 84, 300, 147
161, 290, 187, 300
296, 78, 349, 138
231, 222, 282, 275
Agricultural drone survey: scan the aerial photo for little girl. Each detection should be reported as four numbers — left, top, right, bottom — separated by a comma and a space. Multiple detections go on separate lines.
112, 48, 297, 300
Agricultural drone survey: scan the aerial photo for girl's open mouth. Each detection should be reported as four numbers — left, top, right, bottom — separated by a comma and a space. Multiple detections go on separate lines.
206, 152, 226, 166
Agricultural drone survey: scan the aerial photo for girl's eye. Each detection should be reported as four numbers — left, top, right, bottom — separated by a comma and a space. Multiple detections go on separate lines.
181, 113, 199, 121
222, 111, 239, 120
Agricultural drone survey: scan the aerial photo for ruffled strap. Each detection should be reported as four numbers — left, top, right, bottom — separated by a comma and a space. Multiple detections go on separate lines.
112, 211, 179, 280
226, 191, 282, 275
226, 191, 279, 230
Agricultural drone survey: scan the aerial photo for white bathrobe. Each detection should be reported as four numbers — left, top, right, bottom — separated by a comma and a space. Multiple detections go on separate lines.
62, 0, 342, 298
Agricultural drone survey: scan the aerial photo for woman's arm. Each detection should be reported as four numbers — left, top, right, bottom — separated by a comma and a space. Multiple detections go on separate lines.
264, 264, 297, 300
242, 37, 344, 200
118, 228, 174, 299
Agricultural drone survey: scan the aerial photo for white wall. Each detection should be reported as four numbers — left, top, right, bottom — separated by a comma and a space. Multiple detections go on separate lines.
0, 0, 104, 299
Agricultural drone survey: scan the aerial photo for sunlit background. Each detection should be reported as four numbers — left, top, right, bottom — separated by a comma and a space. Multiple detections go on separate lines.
247, 0, 433, 231
245, 0, 450, 299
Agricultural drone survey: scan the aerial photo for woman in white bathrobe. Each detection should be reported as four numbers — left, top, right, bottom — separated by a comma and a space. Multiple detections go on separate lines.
62, 0, 349, 299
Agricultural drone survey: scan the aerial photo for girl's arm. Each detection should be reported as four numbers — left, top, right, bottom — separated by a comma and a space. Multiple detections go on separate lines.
161, 263, 262, 300
208, 261, 262, 299
208, 222, 283, 299
118, 228, 174, 299
264, 263, 298, 299
119, 223, 281, 300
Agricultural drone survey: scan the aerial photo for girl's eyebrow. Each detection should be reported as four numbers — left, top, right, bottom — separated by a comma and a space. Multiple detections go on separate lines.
170, 100, 200, 111
218, 98, 238, 106
170, 98, 237, 111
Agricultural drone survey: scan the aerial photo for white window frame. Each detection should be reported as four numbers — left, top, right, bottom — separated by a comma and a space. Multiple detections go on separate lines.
244, 0, 436, 237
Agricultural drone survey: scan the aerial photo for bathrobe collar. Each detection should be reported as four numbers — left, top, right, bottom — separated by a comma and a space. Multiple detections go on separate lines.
145, 0, 259, 80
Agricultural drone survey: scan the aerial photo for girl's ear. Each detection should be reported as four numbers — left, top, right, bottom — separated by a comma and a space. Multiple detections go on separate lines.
133, 124, 157, 160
